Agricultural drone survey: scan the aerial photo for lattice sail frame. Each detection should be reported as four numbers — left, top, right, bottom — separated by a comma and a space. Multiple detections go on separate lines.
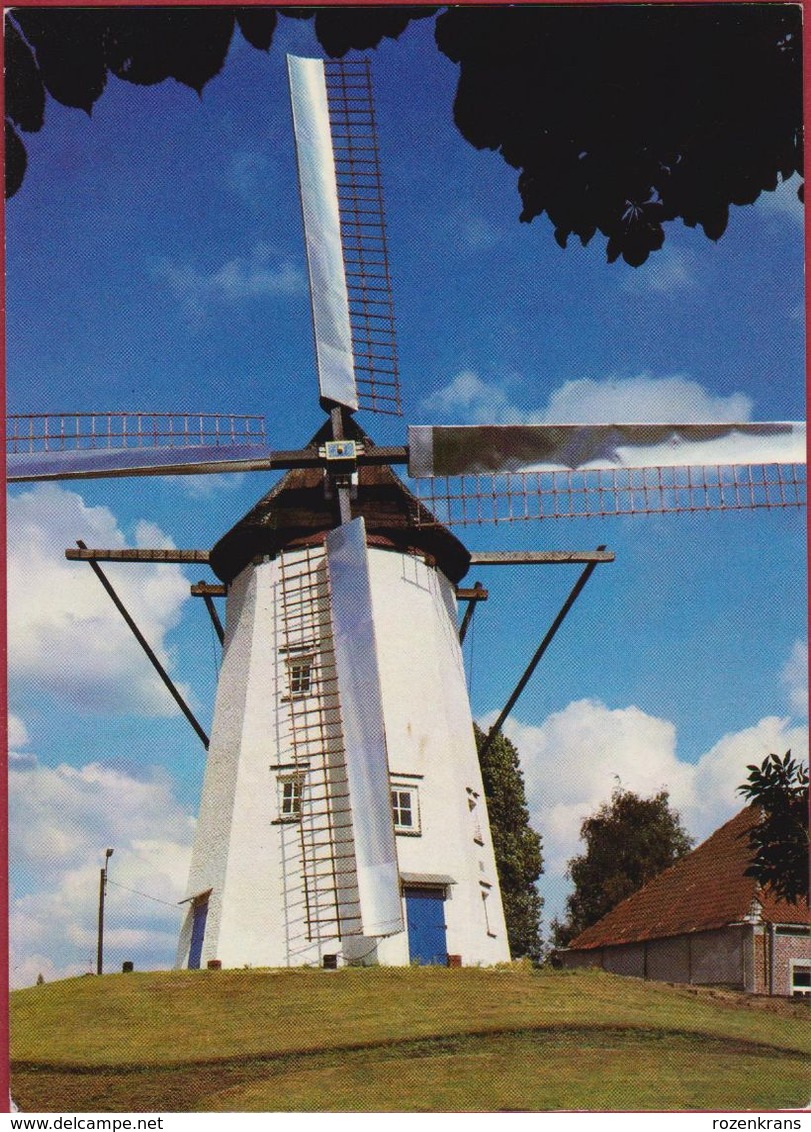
407, 421, 807, 524
324, 60, 401, 416
288, 53, 402, 418
411, 462, 806, 525
7, 412, 266, 454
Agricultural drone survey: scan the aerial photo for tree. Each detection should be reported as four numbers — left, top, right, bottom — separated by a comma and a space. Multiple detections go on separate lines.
552, 786, 693, 947
474, 724, 543, 961
737, 750, 809, 905
5, 6, 802, 265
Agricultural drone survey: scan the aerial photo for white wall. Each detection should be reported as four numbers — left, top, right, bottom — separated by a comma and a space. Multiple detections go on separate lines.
178, 542, 510, 970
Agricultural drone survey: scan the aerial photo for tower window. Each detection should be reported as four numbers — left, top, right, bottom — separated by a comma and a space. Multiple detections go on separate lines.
391, 786, 420, 834
287, 657, 313, 697
279, 777, 304, 820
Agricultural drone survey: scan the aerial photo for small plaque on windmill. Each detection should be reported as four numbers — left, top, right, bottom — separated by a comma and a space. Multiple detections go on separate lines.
321, 439, 359, 471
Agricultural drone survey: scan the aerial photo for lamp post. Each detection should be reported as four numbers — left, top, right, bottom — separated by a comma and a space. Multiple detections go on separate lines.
96, 848, 114, 975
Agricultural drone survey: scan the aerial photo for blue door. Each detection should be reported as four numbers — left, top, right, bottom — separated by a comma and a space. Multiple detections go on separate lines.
404, 887, 447, 965
188, 899, 208, 970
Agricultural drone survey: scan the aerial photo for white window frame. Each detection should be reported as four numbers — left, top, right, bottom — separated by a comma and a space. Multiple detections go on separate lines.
391, 784, 421, 835
285, 655, 315, 699
278, 775, 305, 822
789, 959, 811, 997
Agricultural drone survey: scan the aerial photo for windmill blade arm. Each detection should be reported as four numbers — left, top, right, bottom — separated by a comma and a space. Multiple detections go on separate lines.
408, 422, 807, 478
7, 442, 280, 483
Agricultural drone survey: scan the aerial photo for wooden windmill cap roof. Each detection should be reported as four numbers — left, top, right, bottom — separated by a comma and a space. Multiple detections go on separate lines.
209, 419, 471, 585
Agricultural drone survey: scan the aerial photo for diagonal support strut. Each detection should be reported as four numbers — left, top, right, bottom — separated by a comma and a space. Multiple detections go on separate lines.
74, 540, 209, 749
479, 546, 608, 760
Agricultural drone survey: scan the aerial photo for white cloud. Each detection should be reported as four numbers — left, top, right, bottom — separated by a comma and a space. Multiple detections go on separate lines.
620, 245, 697, 295
9, 730, 194, 988
154, 242, 306, 321
421, 370, 521, 424
7, 484, 192, 715
535, 374, 752, 425
422, 371, 754, 426
485, 673, 808, 927
781, 639, 808, 718
754, 173, 804, 227
8, 713, 29, 750
167, 471, 247, 501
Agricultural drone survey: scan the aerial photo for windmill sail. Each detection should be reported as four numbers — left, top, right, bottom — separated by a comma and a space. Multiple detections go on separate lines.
325, 516, 404, 938
6, 412, 272, 482
408, 421, 807, 524
288, 55, 401, 417
288, 55, 358, 413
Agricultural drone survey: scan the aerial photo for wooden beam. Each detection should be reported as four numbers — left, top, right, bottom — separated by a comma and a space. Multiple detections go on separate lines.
468, 550, 615, 566
75, 541, 210, 749
458, 581, 487, 645
191, 581, 225, 644
66, 547, 210, 564
456, 585, 489, 601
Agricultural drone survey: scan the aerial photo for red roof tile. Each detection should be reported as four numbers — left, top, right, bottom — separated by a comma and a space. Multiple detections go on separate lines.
568, 806, 809, 950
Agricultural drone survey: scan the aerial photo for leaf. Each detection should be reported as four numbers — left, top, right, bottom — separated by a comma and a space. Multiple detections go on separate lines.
235, 9, 277, 53
4, 16, 46, 133
311, 7, 437, 59
13, 7, 107, 114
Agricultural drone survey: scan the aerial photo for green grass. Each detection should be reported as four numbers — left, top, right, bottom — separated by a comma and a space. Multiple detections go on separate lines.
11, 966, 811, 1112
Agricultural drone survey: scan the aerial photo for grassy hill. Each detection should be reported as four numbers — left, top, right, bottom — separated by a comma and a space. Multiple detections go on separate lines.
10, 965, 811, 1112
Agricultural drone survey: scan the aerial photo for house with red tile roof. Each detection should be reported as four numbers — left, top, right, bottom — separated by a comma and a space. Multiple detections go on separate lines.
558, 806, 810, 996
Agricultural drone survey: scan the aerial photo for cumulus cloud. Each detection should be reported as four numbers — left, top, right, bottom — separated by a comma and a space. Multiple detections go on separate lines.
620, 245, 697, 295
421, 370, 521, 424
754, 173, 804, 227
9, 729, 194, 988
781, 639, 808, 718
7, 484, 192, 715
422, 371, 754, 426
154, 242, 306, 322
483, 649, 808, 928
167, 471, 248, 501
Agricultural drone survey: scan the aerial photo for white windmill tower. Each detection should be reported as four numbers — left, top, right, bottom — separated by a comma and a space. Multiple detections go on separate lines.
8, 55, 806, 972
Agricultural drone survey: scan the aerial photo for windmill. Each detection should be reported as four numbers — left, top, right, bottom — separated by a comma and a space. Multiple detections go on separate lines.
8, 56, 806, 971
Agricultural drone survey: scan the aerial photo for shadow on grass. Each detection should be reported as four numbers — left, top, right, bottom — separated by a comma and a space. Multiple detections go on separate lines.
13, 1025, 811, 1113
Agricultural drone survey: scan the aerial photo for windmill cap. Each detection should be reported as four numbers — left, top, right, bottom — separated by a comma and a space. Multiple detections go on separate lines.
209, 419, 471, 586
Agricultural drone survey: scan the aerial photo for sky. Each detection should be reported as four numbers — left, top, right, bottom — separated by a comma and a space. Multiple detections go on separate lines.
6, 11, 807, 988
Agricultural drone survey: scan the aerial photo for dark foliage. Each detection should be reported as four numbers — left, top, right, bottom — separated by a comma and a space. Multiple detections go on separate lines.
5, 5, 803, 265
738, 751, 809, 905
435, 4, 802, 265
3, 6, 432, 198
552, 786, 693, 947
474, 724, 543, 961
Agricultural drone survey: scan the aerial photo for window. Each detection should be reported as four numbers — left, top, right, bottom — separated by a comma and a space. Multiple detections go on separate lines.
279, 777, 304, 821
287, 658, 313, 697
391, 786, 420, 834
790, 962, 811, 997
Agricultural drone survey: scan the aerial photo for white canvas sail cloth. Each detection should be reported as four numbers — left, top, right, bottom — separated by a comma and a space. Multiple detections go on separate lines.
288, 54, 358, 412
325, 517, 404, 938
408, 422, 807, 478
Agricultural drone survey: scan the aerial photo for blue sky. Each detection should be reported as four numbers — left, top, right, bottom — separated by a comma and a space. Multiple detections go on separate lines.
6, 12, 807, 985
